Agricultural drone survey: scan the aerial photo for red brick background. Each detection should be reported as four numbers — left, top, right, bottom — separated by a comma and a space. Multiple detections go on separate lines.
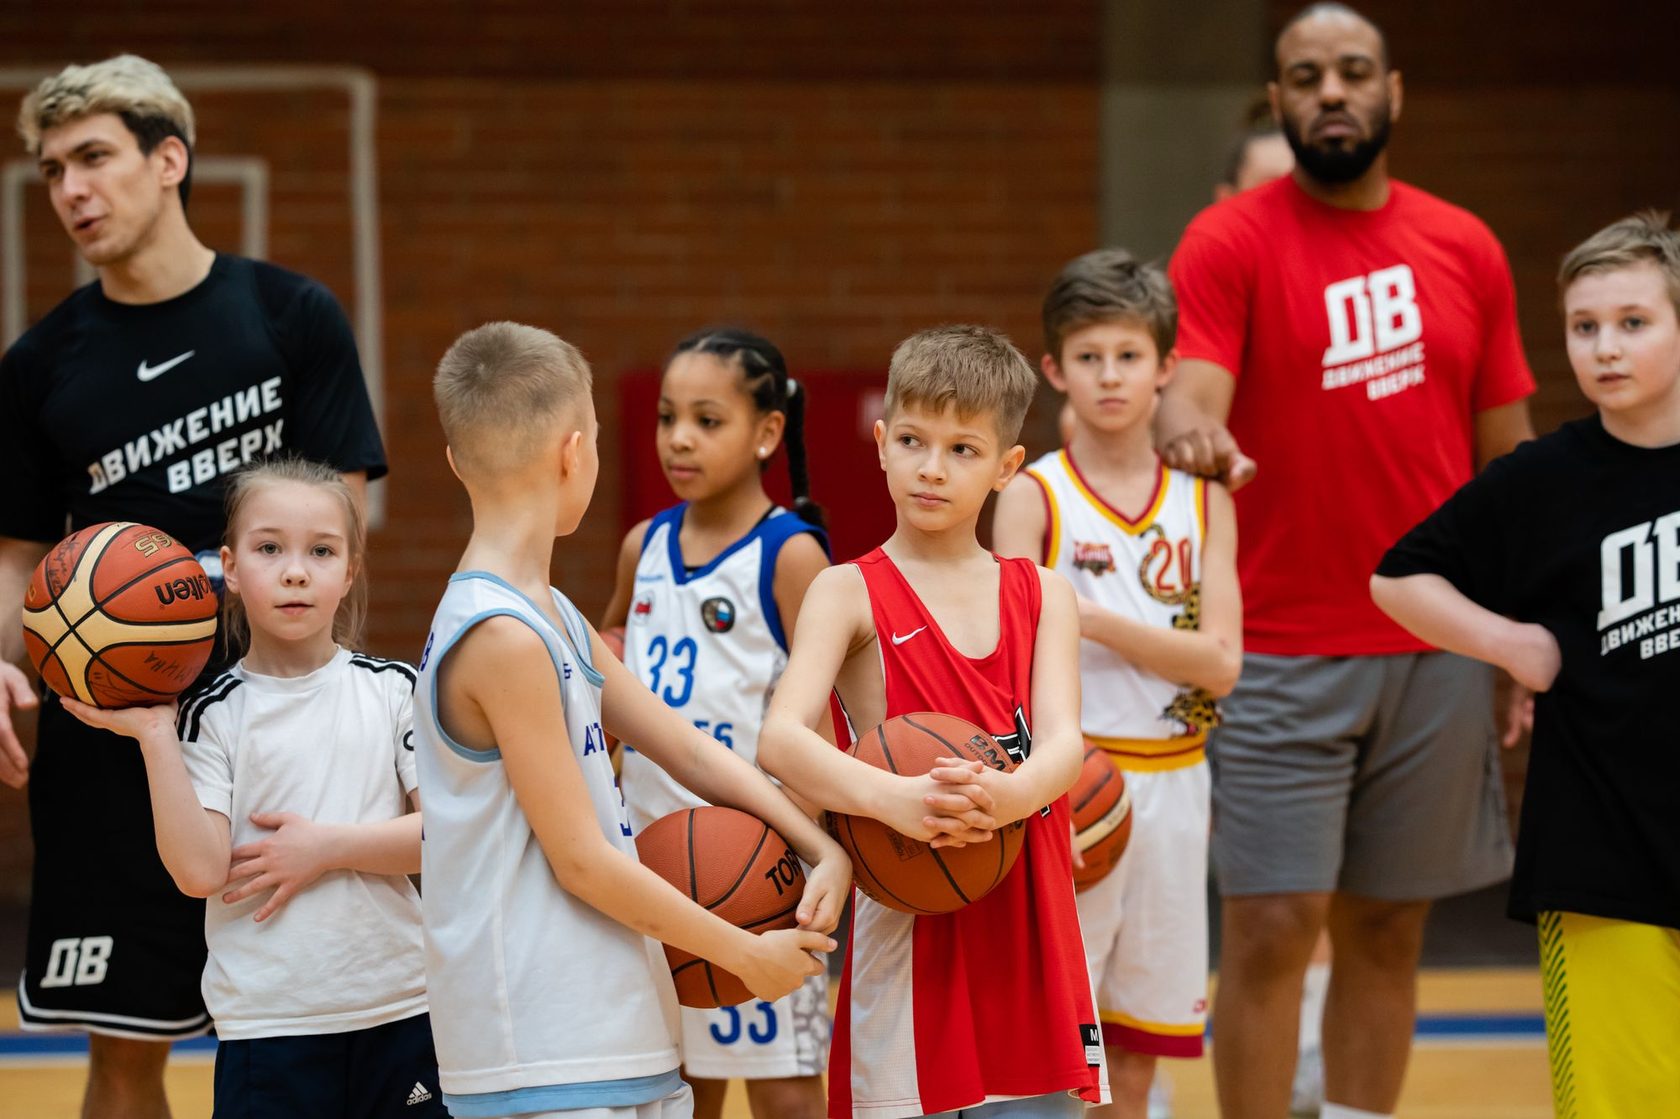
1, 1, 1676, 900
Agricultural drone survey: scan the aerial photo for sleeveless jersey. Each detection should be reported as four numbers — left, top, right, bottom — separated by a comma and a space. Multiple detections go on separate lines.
413, 572, 681, 1114
1023, 449, 1216, 771
830, 550, 1102, 1118
620, 504, 826, 830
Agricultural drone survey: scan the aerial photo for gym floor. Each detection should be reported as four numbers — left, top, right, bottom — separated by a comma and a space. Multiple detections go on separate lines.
0, 887, 1551, 1119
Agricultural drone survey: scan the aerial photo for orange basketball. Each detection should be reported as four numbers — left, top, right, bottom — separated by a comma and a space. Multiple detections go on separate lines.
1071, 743, 1132, 891
635, 806, 806, 1008
829, 712, 1026, 915
22, 522, 218, 709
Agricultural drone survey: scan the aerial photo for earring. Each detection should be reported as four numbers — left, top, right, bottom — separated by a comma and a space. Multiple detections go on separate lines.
757, 447, 769, 459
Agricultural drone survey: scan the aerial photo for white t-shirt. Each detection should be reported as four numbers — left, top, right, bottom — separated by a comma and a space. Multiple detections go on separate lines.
176, 647, 427, 1040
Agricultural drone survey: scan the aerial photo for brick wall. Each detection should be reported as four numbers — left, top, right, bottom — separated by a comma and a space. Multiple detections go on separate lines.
1, 2, 1676, 901
0, 2, 1100, 901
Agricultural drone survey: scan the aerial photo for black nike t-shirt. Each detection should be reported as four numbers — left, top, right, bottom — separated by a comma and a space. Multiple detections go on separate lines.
1378, 416, 1680, 929
0, 254, 387, 566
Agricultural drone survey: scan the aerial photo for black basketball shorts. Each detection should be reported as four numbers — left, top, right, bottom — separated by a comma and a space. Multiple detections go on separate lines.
17, 693, 211, 1039
212, 1012, 447, 1119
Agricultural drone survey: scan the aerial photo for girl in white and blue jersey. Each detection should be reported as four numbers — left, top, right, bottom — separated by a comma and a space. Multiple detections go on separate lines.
603, 328, 832, 1119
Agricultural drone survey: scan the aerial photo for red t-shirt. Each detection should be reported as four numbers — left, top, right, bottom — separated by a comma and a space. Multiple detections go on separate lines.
1169, 175, 1534, 655
829, 550, 1102, 1119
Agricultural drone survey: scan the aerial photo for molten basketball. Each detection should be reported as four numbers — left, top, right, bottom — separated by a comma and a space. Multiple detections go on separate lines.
22, 522, 218, 709
1071, 743, 1132, 891
829, 711, 1026, 915
635, 806, 806, 1008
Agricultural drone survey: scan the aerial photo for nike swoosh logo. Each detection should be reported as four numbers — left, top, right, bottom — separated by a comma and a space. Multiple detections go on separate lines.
136, 350, 196, 382
891, 626, 927, 646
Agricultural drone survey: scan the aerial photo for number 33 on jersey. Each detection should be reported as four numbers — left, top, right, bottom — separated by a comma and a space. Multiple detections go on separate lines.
618, 503, 827, 830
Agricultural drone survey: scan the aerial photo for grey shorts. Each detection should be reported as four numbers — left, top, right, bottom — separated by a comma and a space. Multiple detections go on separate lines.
1208, 651, 1513, 900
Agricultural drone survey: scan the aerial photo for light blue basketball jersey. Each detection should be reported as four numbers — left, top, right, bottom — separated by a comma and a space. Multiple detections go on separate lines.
619, 505, 826, 831
413, 572, 681, 1116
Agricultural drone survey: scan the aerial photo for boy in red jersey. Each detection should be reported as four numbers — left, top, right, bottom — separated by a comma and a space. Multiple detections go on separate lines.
760, 325, 1101, 1118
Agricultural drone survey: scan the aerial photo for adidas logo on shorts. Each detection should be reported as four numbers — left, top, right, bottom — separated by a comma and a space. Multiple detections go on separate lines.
406, 1081, 433, 1106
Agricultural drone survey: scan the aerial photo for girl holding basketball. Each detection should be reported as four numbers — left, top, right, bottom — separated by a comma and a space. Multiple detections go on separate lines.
602, 327, 832, 1119
62, 457, 445, 1119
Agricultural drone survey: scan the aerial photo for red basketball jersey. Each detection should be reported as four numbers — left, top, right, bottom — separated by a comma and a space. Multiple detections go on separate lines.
829, 549, 1102, 1118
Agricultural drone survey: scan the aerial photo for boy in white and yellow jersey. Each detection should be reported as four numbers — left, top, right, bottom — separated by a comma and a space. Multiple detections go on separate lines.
994, 248, 1241, 1119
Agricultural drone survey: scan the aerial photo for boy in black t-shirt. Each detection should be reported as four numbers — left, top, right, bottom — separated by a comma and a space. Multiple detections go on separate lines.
0, 56, 385, 1118
1372, 211, 1680, 1118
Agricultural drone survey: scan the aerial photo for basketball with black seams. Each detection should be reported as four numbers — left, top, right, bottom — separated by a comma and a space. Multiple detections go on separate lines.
829, 711, 1026, 915
1071, 742, 1132, 891
635, 805, 807, 1007
22, 522, 219, 709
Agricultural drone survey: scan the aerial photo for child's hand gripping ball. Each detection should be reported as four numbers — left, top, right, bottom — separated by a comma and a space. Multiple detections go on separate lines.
635, 805, 808, 1007
829, 712, 1027, 915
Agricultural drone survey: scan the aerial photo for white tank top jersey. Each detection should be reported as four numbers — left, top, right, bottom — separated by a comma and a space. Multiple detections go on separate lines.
413, 572, 682, 1115
618, 504, 826, 830
175, 647, 426, 1040
1024, 449, 1219, 767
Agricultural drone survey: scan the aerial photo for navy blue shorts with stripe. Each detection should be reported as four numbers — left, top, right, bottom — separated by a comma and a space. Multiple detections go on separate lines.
212, 1011, 446, 1119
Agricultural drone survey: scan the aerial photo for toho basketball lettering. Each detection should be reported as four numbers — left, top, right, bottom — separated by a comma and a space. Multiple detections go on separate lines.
1598, 512, 1680, 661
40, 936, 113, 988
762, 847, 801, 896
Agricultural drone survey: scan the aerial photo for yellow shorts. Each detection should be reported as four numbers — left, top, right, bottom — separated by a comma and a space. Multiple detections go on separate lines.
1539, 910, 1680, 1119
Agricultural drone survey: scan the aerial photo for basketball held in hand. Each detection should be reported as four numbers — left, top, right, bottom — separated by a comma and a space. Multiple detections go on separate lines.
22, 522, 218, 709
635, 805, 807, 1007
829, 711, 1026, 915
1071, 743, 1132, 891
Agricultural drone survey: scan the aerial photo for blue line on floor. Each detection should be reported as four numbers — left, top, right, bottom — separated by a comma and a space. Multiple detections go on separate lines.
1415, 1012, 1545, 1038
0, 1012, 1549, 1057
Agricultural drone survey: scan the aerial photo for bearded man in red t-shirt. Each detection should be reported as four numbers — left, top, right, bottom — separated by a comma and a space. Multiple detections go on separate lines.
1159, 6, 1536, 1119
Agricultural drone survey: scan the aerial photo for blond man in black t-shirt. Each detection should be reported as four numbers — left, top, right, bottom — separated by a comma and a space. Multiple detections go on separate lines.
0, 56, 385, 1118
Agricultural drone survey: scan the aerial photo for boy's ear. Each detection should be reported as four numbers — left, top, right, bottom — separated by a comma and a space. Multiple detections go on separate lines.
1040, 352, 1068, 393
558, 429, 583, 478
219, 544, 238, 595
873, 418, 887, 469
444, 445, 463, 483
994, 443, 1027, 492
1156, 347, 1180, 390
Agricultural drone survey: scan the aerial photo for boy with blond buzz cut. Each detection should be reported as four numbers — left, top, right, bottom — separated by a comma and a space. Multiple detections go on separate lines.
1372, 212, 1680, 1118
416, 322, 849, 1119
760, 325, 1104, 1119
993, 250, 1240, 1119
